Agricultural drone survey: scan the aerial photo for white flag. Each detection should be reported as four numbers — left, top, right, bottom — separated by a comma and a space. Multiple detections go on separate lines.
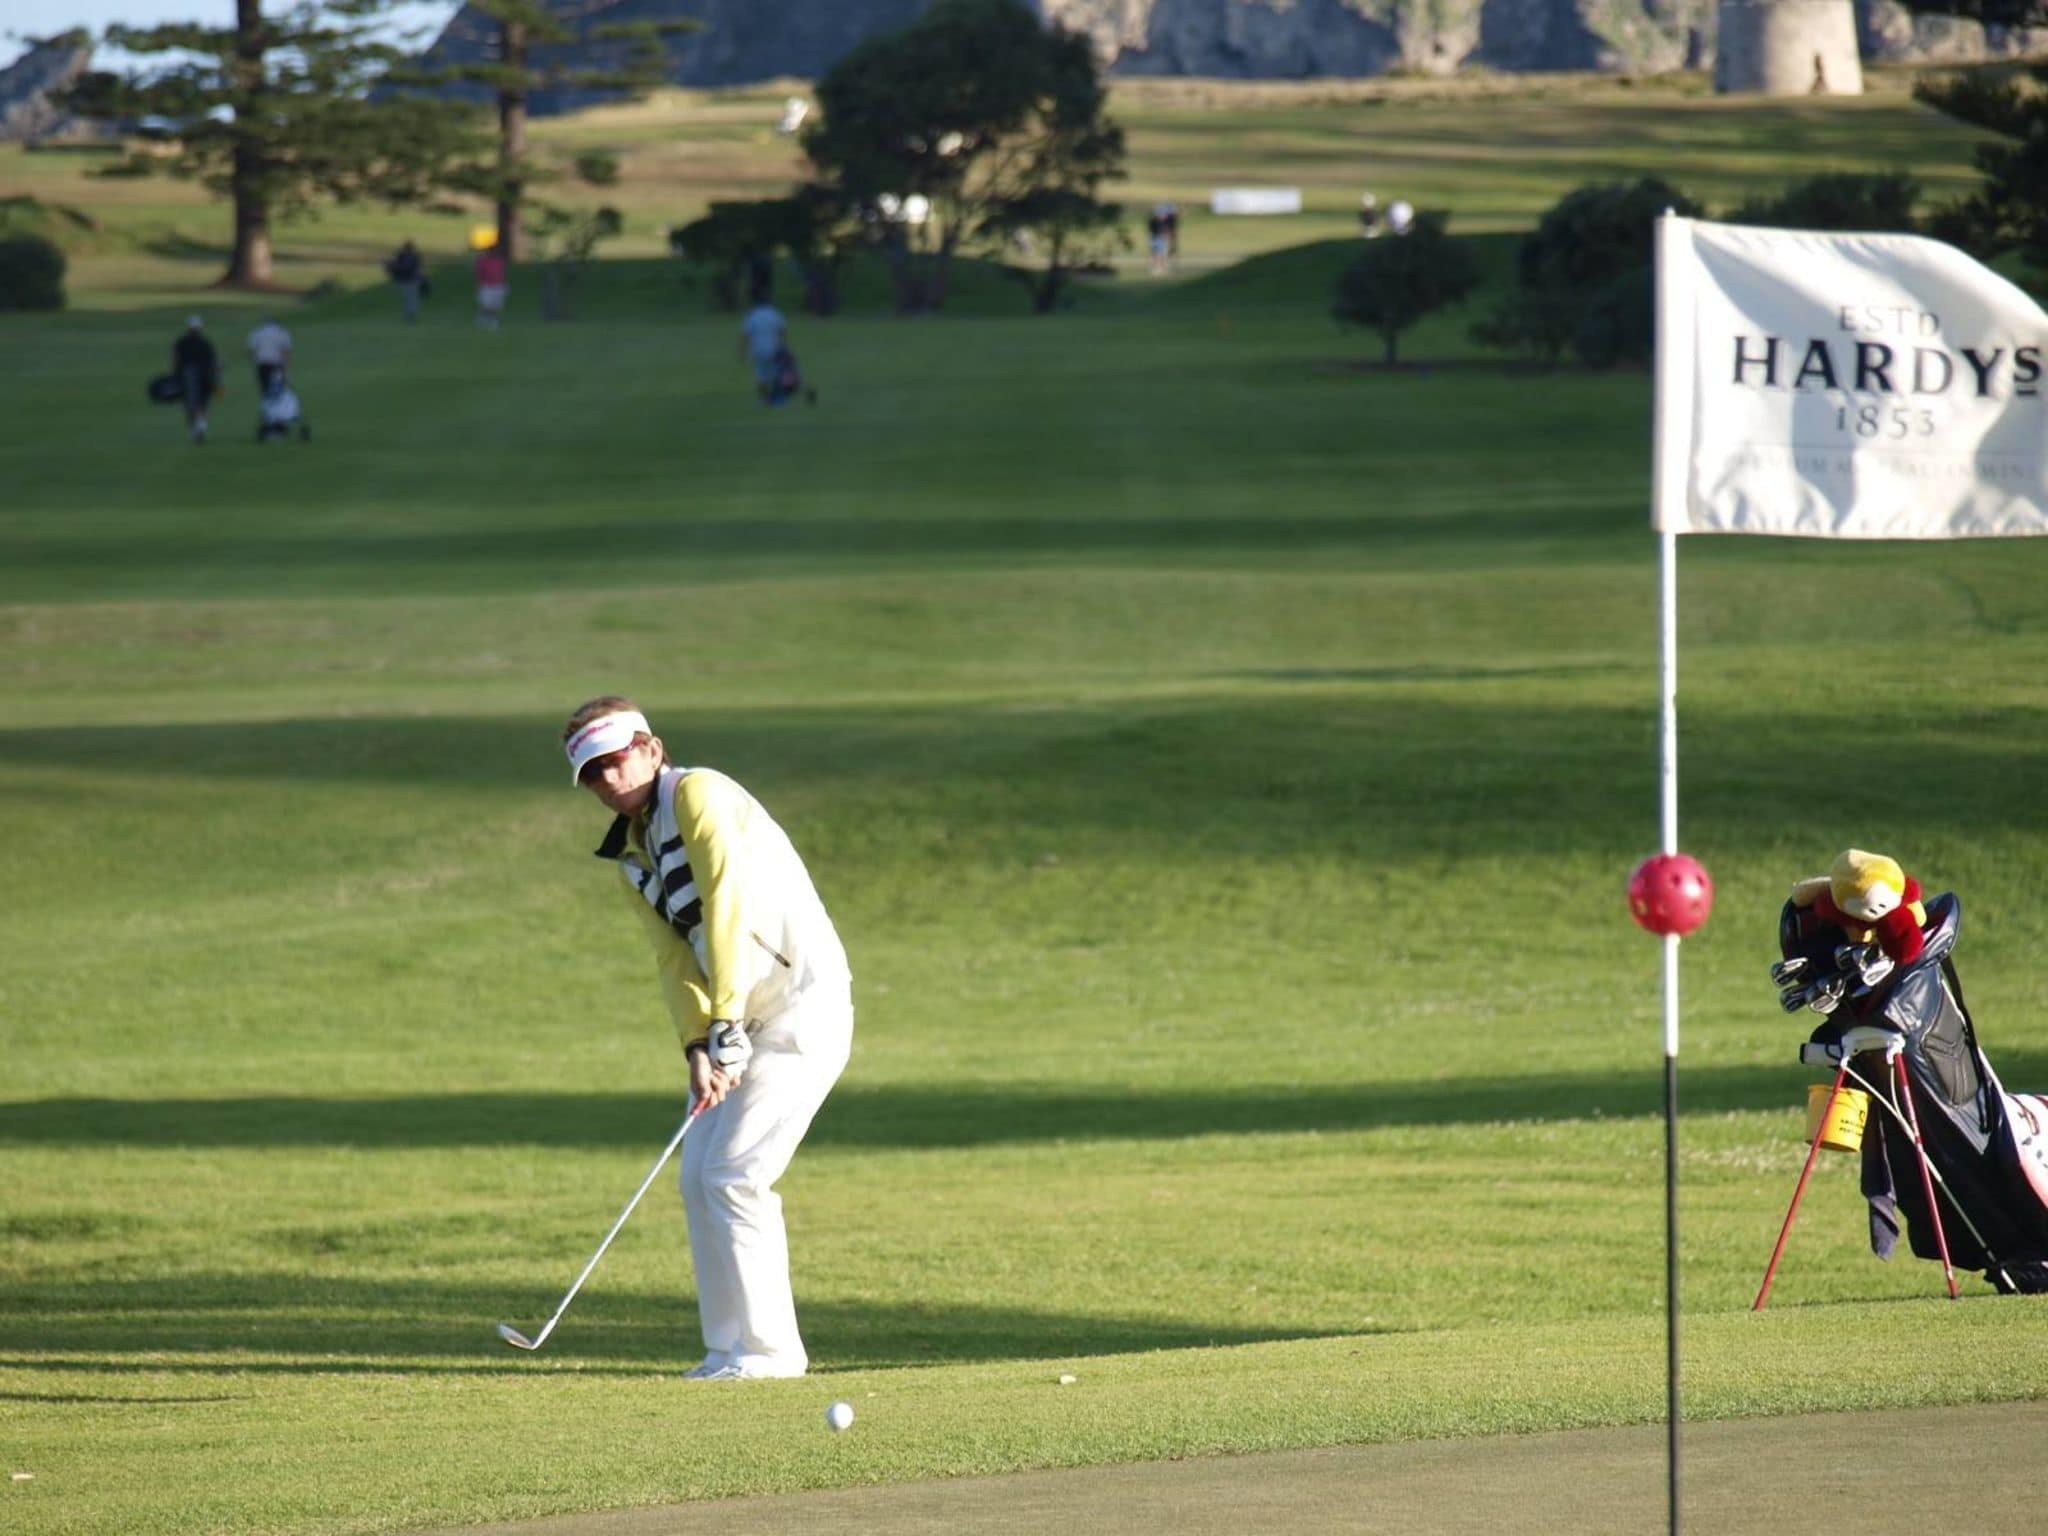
1654, 214, 2048, 538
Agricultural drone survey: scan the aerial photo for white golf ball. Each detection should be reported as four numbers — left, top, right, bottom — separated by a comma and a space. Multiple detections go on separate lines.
825, 1400, 854, 1432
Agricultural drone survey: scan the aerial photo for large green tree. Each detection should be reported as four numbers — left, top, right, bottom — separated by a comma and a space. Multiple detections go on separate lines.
975, 22, 1127, 314
1915, 68, 2048, 268
64, 1, 476, 287
411, 0, 693, 261
803, 0, 1125, 313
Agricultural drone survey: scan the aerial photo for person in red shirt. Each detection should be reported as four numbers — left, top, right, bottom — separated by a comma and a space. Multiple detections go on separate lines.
473, 243, 508, 329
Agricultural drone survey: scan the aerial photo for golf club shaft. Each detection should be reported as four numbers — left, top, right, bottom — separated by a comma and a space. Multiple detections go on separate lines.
519, 1105, 701, 1350
1841, 1059, 2005, 1289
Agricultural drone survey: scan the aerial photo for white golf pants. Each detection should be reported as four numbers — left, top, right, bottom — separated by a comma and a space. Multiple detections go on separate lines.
678, 984, 851, 1375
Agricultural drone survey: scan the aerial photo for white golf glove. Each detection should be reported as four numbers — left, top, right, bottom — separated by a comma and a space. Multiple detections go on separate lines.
707, 1019, 752, 1074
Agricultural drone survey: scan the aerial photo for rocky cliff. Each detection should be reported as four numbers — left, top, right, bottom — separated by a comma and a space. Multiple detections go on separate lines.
416, 0, 2043, 108
0, 35, 94, 142
416, 0, 928, 113
1047, 0, 2045, 76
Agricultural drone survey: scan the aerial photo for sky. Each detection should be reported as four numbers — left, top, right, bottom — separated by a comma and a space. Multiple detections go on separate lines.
3, 1, 460, 70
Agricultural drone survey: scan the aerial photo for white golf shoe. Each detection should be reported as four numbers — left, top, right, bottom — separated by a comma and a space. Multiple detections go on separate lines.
682, 1354, 806, 1382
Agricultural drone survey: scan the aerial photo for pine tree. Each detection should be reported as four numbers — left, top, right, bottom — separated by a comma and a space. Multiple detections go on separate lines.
64, 0, 479, 288
409, 1, 695, 261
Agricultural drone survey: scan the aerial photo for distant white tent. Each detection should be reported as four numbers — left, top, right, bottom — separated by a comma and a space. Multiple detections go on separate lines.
1209, 187, 1300, 216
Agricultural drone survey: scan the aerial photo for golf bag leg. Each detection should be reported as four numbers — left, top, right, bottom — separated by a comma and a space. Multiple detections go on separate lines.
1753, 1061, 1849, 1311
1893, 1053, 1960, 1300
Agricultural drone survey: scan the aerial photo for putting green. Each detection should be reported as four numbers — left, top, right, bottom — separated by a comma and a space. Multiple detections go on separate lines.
419, 1400, 2048, 1535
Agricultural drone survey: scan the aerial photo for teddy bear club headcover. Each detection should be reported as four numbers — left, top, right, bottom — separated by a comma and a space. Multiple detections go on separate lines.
1789, 848, 1929, 968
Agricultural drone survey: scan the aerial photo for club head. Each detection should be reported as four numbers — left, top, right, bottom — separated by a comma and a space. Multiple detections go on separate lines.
496, 1322, 540, 1351
1770, 957, 1810, 988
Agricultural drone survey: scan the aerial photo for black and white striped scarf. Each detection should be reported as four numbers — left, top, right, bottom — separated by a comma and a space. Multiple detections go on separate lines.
593, 767, 703, 944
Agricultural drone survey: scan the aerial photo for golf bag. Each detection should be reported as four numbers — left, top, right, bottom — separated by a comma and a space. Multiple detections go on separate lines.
764, 345, 810, 406
256, 372, 309, 443
147, 373, 184, 404
1783, 892, 2048, 1293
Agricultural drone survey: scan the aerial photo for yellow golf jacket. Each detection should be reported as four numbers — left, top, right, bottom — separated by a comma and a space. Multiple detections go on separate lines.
595, 765, 847, 1053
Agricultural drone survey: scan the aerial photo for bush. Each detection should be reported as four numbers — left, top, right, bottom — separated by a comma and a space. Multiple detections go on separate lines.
1726, 172, 1921, 234
1469, 284, 1580, 367
1518, 176, 1702, 293
1470, 177, 1699, 370
1332, 212, 1481, 365
0, 234, 66, 310
1572, 267, 1656, 369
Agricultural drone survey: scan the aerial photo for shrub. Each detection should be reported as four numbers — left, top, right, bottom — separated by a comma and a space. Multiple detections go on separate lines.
1572, 267, 1656, 368
1726, 172, 1921, 234
1471, 177, 1700, 369
0, 234, 66, 310
1469, 285, 1580, 367
1332, 212, 1481, 365
1518, 176, 1702, 293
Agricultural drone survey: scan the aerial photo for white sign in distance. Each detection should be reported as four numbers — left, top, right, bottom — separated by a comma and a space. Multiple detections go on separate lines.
1210, 188, 1302, 216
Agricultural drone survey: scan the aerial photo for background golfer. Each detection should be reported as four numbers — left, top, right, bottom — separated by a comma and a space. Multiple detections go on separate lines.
562, 697, 852, 1381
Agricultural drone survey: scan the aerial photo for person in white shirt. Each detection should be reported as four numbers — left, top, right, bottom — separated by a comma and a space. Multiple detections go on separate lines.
245, 317, 293, 394
561, 696, 853, 1381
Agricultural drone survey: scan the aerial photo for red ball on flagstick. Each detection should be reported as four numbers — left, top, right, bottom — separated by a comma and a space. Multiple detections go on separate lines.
1628, 852, 1714, 937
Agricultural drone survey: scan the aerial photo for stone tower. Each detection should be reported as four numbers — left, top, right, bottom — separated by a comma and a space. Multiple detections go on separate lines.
1715, 0, 1864, 94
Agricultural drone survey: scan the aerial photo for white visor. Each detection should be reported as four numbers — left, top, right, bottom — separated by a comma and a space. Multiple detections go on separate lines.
565, 709, 651, 784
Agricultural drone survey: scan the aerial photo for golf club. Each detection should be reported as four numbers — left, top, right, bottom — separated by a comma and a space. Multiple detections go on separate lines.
1839, 1057, 2013, 1293
496, 1103, 703, 1352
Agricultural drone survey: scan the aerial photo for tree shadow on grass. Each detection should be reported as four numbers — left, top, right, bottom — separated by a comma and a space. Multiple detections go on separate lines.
20, 1057, 2048, 1152
1, 695, 2043, 862
138, 231, 224, 264
5, 505, 1636, 589
0, 1273, 1357, 1373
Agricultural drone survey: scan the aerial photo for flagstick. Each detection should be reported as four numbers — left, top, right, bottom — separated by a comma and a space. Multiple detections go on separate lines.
1650, 211, 1688, 1536
1658, 525, 1681, 1536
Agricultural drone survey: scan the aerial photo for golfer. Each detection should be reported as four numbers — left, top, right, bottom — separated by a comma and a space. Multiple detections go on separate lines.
562, 697, 852, 1381
170, 315, 219, 444
245, 314, 292, 395
738, 297, 787, 400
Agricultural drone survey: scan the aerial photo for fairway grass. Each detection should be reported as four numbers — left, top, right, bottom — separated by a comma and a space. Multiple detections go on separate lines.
7, 74, 2048, 1536
9, 1305, 2048, 1533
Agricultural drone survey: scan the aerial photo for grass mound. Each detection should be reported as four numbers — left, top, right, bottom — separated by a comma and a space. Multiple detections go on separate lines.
0, 193, 106, 254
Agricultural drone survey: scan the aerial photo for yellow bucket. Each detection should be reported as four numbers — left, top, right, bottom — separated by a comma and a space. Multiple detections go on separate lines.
1805, 1083, 1870, 1152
